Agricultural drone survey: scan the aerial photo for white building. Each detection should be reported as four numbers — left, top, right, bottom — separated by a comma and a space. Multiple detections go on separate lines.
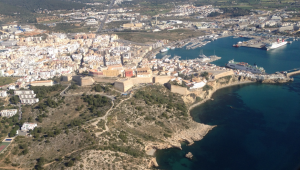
0, 109, 18, 117
14, 90, 35, 95
21, 122, 37, 131
8, 85, 15, 90
0, 91, 7, 97
14, 90, 39, 104
20, 98, 39, 104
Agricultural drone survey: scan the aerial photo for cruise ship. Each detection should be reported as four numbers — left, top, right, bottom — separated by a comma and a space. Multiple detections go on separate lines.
265, 39, 287, 51
160, 48, 169, 53
226, 59, 265, 74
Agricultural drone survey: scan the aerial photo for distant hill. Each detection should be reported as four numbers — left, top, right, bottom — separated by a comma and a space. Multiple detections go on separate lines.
0, 0, 87, 13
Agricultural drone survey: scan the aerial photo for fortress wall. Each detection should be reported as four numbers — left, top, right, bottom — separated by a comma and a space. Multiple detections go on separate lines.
62, 75, 72, 81
170, 85, 189, 96
80, 77, 95, 86
93, 77, 117, 83
214, 70, 234, 79
131, 77, 153, 85
114, 79, 134, 92
153, 76, 172, 84
72, 75, 82, 84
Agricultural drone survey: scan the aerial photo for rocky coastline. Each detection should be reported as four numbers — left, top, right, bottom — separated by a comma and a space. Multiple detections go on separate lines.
145, 76, 258, 168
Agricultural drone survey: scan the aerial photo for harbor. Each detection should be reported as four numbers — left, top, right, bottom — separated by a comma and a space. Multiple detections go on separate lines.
232, 33, 299, 50
156, 35, 300, 170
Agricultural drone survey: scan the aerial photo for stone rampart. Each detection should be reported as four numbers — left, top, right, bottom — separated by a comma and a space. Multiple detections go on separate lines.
170, 84, 189, 96
93, 77, 117, 83
114, 79, 134, 92
80, 77, 95, 86
72, 75, 82, 84
153, 76, 172, 84
131, 77, 152, 84
213, 70, 234, 79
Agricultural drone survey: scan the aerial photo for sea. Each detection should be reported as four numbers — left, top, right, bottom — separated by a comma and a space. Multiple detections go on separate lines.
155, 36, 300, 170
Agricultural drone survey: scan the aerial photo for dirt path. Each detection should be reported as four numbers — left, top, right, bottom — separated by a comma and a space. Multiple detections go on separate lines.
43, 144, 97, 168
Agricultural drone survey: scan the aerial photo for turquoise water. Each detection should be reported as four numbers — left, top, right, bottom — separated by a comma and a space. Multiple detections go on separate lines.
155, 37, 300, 170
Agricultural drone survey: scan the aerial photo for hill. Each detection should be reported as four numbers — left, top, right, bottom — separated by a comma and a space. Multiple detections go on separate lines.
0, 0, 87, 13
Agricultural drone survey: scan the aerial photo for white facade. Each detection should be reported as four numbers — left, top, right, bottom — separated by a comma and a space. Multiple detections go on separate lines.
14, 90, 35, 95
0, 91, 7, 97
0, 109, 17, 117
20, 98, 39, 104
190, 79, 207, 89
14, 90, 39, 104
21, 122, 37, 131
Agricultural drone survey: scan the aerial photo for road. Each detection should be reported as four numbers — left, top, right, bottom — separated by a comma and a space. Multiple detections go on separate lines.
18, 103, 22, 121
97, 0, 116, 33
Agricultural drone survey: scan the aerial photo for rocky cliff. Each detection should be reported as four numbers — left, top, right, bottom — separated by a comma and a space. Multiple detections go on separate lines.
183, 75, 254, 106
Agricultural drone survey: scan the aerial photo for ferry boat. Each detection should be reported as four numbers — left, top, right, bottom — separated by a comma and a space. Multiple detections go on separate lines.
265, 39, 287, 51
160, 48, 169, 53
226, 59, 265, 74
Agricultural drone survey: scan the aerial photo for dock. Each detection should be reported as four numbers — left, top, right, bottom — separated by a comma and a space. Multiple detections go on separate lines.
286, 68, 300, 77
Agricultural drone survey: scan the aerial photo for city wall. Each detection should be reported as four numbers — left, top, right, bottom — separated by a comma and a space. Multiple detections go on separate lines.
165, 84, 190, 96
114, 79, 134, 92
93, 77, 118, 83
153, 76, 172, 84
80, 77, 95, 86
213, 70, 234, 79
131, 77, 153, 84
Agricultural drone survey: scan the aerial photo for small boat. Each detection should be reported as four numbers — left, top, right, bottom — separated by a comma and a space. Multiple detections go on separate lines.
233, 44, 239, 47
171, 46, 175, 50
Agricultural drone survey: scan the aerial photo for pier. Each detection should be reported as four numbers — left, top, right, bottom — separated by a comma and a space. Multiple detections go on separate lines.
286, 68, 300, 77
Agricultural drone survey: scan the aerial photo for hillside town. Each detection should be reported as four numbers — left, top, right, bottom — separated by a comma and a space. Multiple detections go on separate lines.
0, 0, 300, 169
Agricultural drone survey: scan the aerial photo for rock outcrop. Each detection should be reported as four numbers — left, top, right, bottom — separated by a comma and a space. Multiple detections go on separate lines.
148, 158, 159, 168
145, 122, 215, 155
185, 152, 193, 160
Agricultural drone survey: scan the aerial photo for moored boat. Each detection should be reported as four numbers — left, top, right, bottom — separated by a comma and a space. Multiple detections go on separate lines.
226, 59, 265, 74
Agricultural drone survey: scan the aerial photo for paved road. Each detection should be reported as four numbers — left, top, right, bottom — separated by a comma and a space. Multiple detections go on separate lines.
97, 0, 116, 33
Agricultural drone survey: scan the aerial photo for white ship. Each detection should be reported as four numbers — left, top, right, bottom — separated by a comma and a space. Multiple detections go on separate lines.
160, 48, 169, 53
226, 59, 265, 74
265, 39, 287, 51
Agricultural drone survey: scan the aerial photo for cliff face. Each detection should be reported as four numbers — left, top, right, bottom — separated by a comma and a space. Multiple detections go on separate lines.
183, 76, 254, 106
144, 121, 215, 158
